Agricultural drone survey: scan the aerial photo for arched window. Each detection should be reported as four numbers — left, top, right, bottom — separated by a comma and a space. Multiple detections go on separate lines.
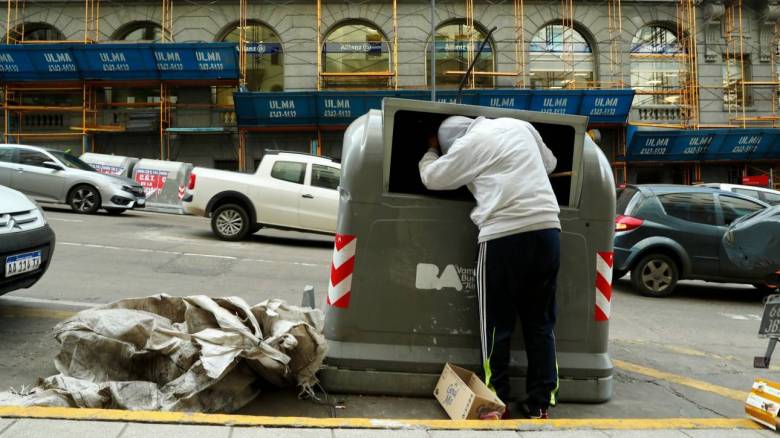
425, 20, 495, 88
109, 22, 167, 108
630, 25, 682, 108
321, 22, 391, 88
222, 21, 284, 92
528, 23, 594, 89
114, 21, 162, 42
17, 23, 64, 41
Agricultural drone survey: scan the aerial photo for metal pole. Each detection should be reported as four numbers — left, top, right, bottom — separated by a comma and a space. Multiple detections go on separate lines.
457, 26, 497, 103
430, 0, 436, 102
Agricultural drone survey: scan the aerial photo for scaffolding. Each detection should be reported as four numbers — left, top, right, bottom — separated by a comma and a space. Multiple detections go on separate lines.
514, 0, 525, 87
722, 0, 780, 128
676, 0, 699, 128
2, 0, 105, 151
1, 0, 207, 158
607, 0, 624, 88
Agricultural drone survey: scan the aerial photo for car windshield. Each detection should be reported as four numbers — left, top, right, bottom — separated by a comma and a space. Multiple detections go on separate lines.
49, 150, 96, 171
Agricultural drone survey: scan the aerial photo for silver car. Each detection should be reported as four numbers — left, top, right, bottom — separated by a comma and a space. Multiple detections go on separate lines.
0, 144, 145, 214
0, 185, 55, 294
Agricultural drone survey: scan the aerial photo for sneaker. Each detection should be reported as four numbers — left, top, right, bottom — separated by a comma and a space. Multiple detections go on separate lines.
526, 407, 549, 419
520, 403, 550, 419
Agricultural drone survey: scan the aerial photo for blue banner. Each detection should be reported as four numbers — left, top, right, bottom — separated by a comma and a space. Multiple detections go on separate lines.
234, 92, 318, 126
432, 90, 478, 105
579, 90, 634, 123
234, 89, 635, 127
154, 44, 238, 80
476, 90, 531, 110
0, 42, 239, 82
711, 130, 778, 161
529, 90, 582, 115
626, 126, 780, 161
317, 90, 396, 125
73, 44, 157, 80
0, 44, 80, 81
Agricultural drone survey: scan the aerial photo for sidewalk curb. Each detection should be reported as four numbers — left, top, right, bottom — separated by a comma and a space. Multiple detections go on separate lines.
0, 406, 762, 431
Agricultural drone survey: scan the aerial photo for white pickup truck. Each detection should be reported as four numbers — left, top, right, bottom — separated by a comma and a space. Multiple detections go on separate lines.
183, 151, 341, 241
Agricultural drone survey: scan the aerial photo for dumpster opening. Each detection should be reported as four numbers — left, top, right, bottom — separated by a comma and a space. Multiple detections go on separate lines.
388, 110, 473, 200
387, 110, 575, 205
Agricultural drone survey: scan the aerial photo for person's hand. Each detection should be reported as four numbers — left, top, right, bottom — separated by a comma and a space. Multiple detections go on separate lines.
427, 132, 441, 154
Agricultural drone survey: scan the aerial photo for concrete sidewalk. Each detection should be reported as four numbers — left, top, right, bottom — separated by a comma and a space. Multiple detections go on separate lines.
0, 418, 776, 438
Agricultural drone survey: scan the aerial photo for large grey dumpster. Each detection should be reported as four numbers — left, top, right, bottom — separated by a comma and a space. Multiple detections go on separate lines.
320, 98, 616, 402
132, 159, 193, 215
80, 153, 138, 178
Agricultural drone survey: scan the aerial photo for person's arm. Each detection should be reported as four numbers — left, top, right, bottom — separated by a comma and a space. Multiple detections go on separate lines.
419, 134, 483, 190
522, 121, 557, 175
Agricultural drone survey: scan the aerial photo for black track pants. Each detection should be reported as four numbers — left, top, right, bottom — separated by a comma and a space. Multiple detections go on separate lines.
476, 228, 560, 409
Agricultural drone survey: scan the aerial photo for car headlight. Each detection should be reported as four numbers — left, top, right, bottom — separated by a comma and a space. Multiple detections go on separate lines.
25, 196, 46, 221
35, 206, 49, 225
31, 206, 47, 226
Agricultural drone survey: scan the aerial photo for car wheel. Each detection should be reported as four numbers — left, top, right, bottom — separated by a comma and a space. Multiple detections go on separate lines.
631, 253, 679, 297
613, 270, 627, 281
211, 204, 250, 241
105, 208, 126, 215
68, 185, 101, 214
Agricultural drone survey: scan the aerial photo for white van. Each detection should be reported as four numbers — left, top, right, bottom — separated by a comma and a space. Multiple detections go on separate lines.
699, 183, 780, 206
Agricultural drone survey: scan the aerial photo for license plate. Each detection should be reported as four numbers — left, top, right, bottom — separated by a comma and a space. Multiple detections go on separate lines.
759, 294, 780, 338
5, 250, 42, 277
137, 198, 145, 206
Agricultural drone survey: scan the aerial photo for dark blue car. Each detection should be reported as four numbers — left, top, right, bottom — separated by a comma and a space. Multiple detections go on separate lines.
614, 185, 774, 297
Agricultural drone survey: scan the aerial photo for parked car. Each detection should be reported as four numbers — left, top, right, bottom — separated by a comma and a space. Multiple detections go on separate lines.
699, 183, 780, 206
184, 151, 341, 240
614, 184, 772, 297
0, 144, 145, 214
0, 185, 55, 294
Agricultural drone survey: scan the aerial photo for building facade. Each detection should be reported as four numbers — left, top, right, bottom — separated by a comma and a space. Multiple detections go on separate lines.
2, 0, 779, 187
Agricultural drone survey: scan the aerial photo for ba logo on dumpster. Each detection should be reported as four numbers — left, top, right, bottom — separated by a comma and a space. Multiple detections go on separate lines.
415, 263, 475, 292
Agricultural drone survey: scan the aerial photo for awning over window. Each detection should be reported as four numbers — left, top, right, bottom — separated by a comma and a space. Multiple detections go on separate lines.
627, 125, 780, 161
233, 89, 635, 126
0, 42, 239, 82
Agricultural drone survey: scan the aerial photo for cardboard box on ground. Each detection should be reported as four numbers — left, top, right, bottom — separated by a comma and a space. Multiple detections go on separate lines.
746, 378, 780, 430
433, 363, 506, 420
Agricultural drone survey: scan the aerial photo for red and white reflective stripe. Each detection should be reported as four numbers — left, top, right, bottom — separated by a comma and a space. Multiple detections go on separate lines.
177, 186, 186, 199
327, 234, 357, 308
595, 251, 613, 321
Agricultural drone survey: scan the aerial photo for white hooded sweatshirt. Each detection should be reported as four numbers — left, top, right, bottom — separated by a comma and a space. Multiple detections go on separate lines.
419, 116, 560, 242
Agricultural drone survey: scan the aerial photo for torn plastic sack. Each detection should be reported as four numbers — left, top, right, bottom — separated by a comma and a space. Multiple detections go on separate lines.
723, 205, 780, 273
0, 295, 328, 412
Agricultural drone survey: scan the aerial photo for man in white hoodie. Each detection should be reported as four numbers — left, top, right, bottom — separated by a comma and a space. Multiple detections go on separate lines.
419, 115, 560, 419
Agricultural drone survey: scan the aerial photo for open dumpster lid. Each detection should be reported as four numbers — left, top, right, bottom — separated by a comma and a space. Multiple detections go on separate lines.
380, 97, 589, 209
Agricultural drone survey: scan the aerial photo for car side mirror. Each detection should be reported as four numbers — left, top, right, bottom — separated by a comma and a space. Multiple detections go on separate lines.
42, 161, 64, 171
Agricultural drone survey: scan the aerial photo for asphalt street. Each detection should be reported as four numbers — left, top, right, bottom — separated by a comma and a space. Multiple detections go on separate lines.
0, 205, 777, 421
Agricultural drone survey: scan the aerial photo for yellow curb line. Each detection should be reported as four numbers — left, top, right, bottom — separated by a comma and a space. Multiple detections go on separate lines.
0, 407, 762, 430
0, 306, 77, 320
613, 359, 748, 402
